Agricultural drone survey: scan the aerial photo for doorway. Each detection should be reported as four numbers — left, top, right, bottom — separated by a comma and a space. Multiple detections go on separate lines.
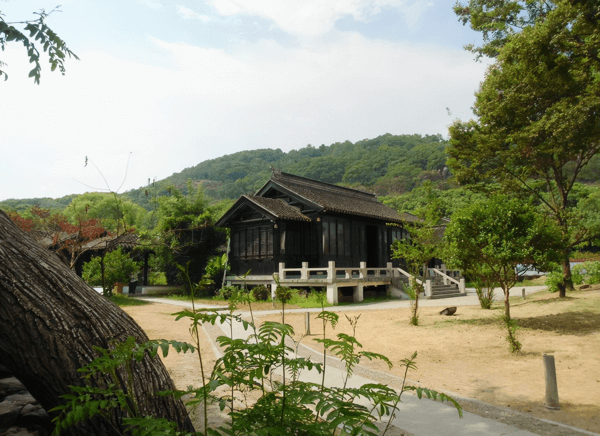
366, 225, 379, 267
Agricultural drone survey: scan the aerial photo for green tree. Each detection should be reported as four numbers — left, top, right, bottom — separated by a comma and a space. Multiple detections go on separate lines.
391, 191, 444, 326
444, 196, 561, 352
63, 192, 147, 235
448, 0, 600, 296
454, 0, 557, 59
0, 7, 78, 83
150, 181, 226, 287
83, 247, 141, 297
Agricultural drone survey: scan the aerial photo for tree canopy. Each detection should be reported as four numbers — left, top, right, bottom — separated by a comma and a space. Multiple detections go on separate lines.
0, 7, 78, 83
445, 195, 562, 350
448, 0, 600, 295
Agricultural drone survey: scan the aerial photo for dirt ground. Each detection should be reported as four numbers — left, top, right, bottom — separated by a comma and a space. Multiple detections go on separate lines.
123, 288, 600, 433
258, 288, 600, 433
121, 304, 229, 432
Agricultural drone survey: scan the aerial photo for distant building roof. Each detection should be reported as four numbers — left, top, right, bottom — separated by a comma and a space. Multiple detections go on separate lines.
259, 171, 418, 224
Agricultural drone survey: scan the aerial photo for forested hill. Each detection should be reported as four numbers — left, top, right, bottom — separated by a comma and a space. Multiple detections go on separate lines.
3, 132, 600, 214
125, 133, 450, 208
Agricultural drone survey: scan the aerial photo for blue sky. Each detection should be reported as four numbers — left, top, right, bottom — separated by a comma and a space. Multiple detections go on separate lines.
0, 0, 489, 201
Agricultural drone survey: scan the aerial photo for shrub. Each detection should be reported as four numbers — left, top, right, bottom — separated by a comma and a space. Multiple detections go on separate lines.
251, 285, 269, 301
572, 261, 600, 285
218, 285, 240, 300
472, 275, 495, 309
148, 271, 167, 285
545, 270, 563, 292
82, 247, 141, 297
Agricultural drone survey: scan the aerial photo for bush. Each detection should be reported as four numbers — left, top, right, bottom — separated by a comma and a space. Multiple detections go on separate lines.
218, 285, 240, 300
572, 261, 600, 285
251, 285, 269, 301
545, 270, 563, 292
82, 247, 141, 297
148, 271, 167, 285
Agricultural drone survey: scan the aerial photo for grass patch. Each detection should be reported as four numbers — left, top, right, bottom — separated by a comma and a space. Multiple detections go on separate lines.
465, 276, 547, 289
160, 294, 228, 305
154, 290, 333, 309
110, 294, 150, 307
338, 295, 395, 306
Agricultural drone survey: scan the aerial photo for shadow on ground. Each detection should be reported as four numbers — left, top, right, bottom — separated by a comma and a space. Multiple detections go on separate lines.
432, 310, 600, 336
516, 311, 600, 336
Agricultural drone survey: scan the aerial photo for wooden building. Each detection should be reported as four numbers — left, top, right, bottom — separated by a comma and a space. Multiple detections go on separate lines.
216, 170, 464, 303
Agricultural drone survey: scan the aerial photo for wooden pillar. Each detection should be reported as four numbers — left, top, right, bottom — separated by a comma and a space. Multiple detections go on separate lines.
143, 251, 149, 286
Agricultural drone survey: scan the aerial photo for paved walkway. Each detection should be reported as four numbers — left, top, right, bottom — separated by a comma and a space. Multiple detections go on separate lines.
138, 286, 598, 436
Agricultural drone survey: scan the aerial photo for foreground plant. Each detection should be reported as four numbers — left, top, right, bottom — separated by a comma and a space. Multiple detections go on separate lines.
54, 285, 463, 435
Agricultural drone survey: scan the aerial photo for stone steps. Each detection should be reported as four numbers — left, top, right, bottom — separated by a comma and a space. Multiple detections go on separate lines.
430, 284, 466, 299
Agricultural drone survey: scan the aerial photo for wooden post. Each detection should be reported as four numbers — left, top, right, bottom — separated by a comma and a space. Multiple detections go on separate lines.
522, 288, 526, 299
305, 312, 311, 335
543, 354, 560, 410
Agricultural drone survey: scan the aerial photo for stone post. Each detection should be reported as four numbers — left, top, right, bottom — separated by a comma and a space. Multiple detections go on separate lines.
424, 278, 432, 298
279, 262, 285, 280
543, 354, 560, 410
326, 284, 338, 305
459, 278, 466, 294
359, 262, 366, 279
301, 262, 308, 280
305, 312, 311, 335
353, 284, 364, 303
327, 261, 335, 284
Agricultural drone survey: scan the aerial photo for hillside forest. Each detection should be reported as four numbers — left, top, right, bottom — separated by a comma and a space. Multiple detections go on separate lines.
3, 132, 600, 223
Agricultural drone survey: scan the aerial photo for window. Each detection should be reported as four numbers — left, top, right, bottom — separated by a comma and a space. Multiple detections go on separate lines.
322, 218, 351, 258
233, 227, 273, 259
391, 227, 406, 242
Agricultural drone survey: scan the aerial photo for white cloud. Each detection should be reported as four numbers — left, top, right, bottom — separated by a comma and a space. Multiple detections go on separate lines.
177, 5, 211, 22
138, 0, 163, 10
204, 0, 432, 37
0, 31, 487, 201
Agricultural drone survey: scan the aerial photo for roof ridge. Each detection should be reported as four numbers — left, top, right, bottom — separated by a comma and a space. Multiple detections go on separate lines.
274, 172, 376, 199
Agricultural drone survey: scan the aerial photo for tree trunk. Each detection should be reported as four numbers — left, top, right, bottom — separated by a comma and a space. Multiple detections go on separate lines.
560, 252, 574, 297
0, 210, 194, 435
504, 288, 511, 320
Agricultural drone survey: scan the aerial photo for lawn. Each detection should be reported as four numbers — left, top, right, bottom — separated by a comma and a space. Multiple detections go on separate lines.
154, 290, 333, 310
110, 294, 151, 306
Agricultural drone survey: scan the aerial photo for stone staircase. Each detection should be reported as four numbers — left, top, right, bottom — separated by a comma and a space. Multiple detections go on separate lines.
430, 283, 466, 299
395, 275, 466, 300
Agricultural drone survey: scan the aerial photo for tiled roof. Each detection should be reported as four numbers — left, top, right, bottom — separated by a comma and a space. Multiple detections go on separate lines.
243, 195, 311, 221
432, 225, 446, 244
266, 172, 414, 224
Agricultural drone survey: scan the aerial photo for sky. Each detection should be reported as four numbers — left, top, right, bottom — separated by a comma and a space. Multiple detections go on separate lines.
0, 0, 490, 201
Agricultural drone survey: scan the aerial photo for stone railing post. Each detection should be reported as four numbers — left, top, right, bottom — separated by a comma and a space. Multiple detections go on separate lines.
425, 278, 432, 298
359, 262, 366, 279
301, 262, 308, 280
279, 262, 285, 280
459, 277, 465, 294
327, 261, 335, 284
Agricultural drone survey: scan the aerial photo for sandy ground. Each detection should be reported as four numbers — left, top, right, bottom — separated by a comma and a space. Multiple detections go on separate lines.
258, 289, 600, 433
